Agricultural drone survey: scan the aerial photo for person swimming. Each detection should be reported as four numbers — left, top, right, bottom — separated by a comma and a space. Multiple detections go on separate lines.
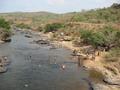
61, 64, 66, 70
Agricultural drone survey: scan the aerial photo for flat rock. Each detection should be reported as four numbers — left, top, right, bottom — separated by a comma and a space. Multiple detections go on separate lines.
0, 66, 7, 73
93, 83, 120, 90
103, 76, 120, 86
34, 40, 50, 45
24, 35, 32, 38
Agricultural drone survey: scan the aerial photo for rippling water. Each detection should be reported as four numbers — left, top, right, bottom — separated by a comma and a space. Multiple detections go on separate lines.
0, 31, 89, 90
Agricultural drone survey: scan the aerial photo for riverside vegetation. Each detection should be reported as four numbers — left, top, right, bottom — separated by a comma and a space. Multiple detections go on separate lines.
0, 3, 120, 90
0, 18, 11, 73
0, 18, 11, 42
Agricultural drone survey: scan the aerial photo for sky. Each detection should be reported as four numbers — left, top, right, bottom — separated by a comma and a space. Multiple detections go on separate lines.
0, 0, 120, 13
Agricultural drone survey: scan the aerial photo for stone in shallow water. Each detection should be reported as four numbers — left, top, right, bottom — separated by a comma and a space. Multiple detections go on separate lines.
3, 38, 11, 42
24, 34, 32, 38
0, 66, 7, 73
38, 64, 42, 68
24, 84, 29, 87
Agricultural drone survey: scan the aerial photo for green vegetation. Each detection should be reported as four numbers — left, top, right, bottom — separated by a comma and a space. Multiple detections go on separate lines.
0, 3, 119, 28
0, 18, 10, 30
80, 27, 120, 50
44, 23, 64, 33
71, 3, 120, 23
0, 18, 11, 41
16, 23, 31, 29
80, 29, 105, 48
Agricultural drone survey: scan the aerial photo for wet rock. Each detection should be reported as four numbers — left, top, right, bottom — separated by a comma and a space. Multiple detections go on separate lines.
24, 84, 29, 87
24, 35, 32, 38
3, 38, 11, 42
0, 40, 4, 44
0, 65, 7, 73
103, 77, 120, 86
34, 39, 50, 45
49, 45, 57, 50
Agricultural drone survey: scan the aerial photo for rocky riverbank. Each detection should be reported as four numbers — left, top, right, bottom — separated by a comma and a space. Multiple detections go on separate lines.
42, 32, 120, 90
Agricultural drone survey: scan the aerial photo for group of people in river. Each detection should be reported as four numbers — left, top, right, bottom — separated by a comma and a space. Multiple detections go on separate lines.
72, 49, 101, 67
25, 54, 66, 70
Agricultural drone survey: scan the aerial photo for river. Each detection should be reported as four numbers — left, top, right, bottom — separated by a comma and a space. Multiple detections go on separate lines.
0, 30, 90, 90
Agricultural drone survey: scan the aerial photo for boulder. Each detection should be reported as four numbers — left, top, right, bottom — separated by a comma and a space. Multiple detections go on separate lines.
0, 66, 7, 73
34, 39, 50, 45
24, 34, 32, 38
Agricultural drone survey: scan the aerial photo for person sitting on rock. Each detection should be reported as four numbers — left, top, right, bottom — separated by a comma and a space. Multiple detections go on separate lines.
73, 49, 77, 56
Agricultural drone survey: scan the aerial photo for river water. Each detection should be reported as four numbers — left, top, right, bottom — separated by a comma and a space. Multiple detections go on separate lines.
0, 30, 90, 90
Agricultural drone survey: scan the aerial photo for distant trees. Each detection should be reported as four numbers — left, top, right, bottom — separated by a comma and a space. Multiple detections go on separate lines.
111, 3, 120, 9
71, 3, 120, 23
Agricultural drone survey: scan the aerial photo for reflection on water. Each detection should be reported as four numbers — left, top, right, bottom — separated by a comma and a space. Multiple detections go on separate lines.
0, 31, 89, 90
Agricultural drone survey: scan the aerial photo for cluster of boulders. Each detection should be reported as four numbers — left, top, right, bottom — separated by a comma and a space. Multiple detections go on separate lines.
0, 56, 10, 73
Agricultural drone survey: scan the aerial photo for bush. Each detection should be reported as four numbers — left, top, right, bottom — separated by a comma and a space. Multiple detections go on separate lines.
0, 18, 11, 41
0, 18, 10, 30
16, 23, 31, 29
44, 23, 64, 33
80, 29, 105, 48
80, 30, 94, 44
80, 27, 120, 50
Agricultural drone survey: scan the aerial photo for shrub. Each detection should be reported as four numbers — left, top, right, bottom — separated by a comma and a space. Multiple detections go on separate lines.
80, 27, 120, 50
44, 23, 64, 33
80, 29, 93, 44
0, 18, 10, 30
16, 23, 31, 29
0, 18, 11, 40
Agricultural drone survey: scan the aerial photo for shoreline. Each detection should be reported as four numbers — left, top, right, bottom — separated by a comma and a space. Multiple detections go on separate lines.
41, 32, 120, 90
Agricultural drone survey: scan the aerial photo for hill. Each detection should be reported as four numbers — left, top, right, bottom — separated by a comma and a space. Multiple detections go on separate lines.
0, 3, 120, 28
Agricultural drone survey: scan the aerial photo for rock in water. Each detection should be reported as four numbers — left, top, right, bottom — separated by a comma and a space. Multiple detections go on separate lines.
24, 35, 32, 38
3, 38, 11, 42
0, 65, 7, 73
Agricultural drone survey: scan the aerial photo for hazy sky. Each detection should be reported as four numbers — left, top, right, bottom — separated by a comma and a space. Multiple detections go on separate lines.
0, 0, 119, 13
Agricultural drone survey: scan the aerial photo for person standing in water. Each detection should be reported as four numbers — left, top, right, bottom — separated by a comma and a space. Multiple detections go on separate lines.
78, 55, 82, 67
